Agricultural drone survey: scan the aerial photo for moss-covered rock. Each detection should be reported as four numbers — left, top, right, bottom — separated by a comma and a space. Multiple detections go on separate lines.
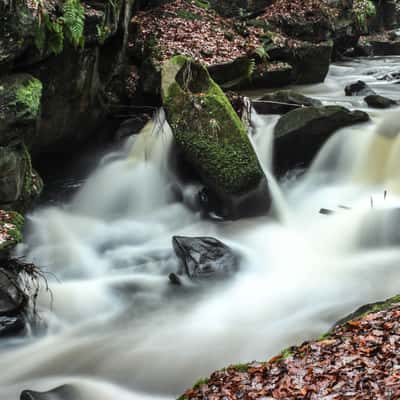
0, 209, 24, 256
162, 55, 271, 219
0, 142, 43, 211
274, 105, 370, 173
0, 74, 43, 145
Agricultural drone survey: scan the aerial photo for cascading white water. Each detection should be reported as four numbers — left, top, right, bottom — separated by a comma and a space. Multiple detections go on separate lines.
2, 57, 400, 400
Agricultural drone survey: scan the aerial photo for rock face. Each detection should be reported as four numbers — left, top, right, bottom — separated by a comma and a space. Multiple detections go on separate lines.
0, 259, 27, 337
365, 94, 398, 108
345, 80, 376, 96
0, 142, 43, 211
274, 106, 370, 172
171, 236, 240, 282
162, 56, 271, 219
20, 385, 80, 400
253, 90, 322, 115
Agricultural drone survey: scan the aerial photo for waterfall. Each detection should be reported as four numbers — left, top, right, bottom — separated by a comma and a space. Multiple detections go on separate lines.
2, 57, 400, 400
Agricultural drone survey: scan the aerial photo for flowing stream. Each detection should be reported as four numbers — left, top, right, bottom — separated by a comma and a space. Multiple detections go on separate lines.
1, 56, 400, 399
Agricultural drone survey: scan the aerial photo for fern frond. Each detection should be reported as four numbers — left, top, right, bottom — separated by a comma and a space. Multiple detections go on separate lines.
62, 0, 85, 48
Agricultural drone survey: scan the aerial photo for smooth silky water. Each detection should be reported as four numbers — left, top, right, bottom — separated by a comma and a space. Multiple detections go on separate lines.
1, 57, 400, 399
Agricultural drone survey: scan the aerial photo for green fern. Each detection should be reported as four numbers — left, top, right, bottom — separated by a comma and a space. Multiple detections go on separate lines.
35, 13, 64, 55
62, 0, 85, 48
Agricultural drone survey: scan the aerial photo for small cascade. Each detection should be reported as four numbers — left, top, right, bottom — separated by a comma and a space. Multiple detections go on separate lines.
2, 57, 400, 400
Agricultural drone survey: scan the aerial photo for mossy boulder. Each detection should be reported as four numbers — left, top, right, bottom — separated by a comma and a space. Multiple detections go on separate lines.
0, 210, 24, 256
274, 105, 370, 172
0, 74, 43, 145
0, 142, 43, 211
162, 56, 271, 219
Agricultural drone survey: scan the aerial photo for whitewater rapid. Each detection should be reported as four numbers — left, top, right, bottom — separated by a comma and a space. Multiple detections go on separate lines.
2, 57, 400, 399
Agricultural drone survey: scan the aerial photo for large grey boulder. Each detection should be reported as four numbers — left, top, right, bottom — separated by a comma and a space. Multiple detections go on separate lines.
274, 105, 370, 172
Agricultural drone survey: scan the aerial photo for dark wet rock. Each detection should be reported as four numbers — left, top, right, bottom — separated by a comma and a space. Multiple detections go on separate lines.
20, 385, 80, 400
114, 115, 151, 141
162, 56, 271, 219
365, 94, 398, 109
172, 236, 240, 281
357, 33, 400, 56
0, 142, 43, 211
253, 90, 322, 115
0, 315, 25, 337
345, 80, 376, 97
274, 106, 370, 172
0, 270, 26, 316
229, 62, 294, 91
208, 58, 258, 91
268, 41, 333, 84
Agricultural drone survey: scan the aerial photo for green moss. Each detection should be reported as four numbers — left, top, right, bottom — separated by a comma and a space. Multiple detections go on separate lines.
162, 56, 263, 197
193, 0, 210, 9
280, 348, 294, 360
34, 0, 85, 55
15, 78, 43, 119
231, 363, 249, 372
176, 10, 204, 21
193, 378, 209, 388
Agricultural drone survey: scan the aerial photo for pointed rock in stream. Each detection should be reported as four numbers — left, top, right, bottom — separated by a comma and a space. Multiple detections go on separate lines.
345, 80, 376, 97
171, 236, 240, 283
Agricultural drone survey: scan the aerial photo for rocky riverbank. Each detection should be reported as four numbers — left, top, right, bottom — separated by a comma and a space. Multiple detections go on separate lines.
178, 295, 400, 400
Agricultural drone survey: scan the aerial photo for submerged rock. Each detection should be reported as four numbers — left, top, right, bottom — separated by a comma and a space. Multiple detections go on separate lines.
364, 94, 398, 109
345, 80, 376, 96
20, 385, 80, 400
274, 106, 369, 172
0, 315, 25, 337
171, 236, 240, 282
253, 90, 322, 115
162, 56, 271, 219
